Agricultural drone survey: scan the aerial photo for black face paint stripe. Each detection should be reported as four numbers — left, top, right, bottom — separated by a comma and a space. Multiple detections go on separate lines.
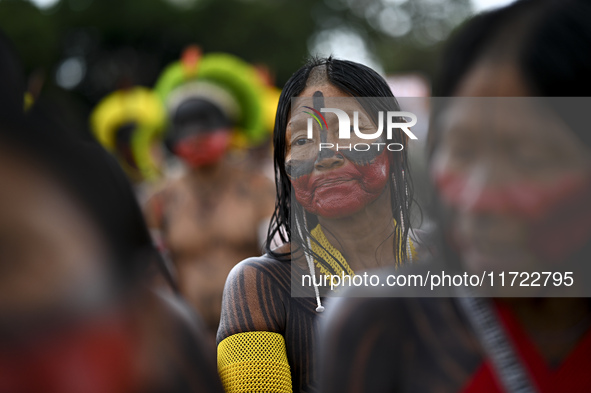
313, 91, 328, 145
317, 148, 336, 162
313, 91, 325, 112
286, 158, 315, 179
312, 90, 330, 167
340, 147, 384, 166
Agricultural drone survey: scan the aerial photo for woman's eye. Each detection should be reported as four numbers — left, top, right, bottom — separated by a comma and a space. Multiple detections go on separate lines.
295, 138, 310, 146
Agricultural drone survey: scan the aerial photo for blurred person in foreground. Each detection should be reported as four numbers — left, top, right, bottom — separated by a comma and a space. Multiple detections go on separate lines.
216, 57, 420, 393
0, 41, 223, 391
145, 47, 275, 339
0, 112, 223, 393
319, 0, 591, 392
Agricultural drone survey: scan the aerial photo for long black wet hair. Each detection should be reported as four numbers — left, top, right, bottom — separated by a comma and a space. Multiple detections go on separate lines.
265, 57, 414, 265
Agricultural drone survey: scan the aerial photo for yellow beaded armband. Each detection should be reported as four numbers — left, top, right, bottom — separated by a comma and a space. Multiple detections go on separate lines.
217, 331, 292, 393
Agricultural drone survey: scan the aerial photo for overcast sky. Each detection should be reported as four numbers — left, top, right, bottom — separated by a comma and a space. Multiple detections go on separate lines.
472, 0, 517, 12
28, 0, 518, 12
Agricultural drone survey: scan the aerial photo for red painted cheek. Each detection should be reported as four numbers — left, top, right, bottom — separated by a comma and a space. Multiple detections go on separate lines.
291, 173, 314, 212
174, 130, 231, 167
434, 169, 591, 262
433, 170, 582, 218
357, 151, 391, 193
432, 170, 467, 210
292, 151, 390, 218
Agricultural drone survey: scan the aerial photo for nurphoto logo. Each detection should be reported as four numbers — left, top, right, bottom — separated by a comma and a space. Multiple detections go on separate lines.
302, 106, 418, 152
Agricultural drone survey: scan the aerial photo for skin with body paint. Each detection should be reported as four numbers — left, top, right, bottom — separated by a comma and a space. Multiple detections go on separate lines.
145, 95, 275, 340
431, 63, 591, 273
286, 89, 392, 219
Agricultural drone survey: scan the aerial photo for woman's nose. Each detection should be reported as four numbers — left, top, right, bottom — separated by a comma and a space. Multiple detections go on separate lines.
315, 148, 344, 170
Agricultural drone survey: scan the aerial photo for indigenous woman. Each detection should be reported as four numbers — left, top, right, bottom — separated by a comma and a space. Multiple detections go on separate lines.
217, 57, 417, 393
145, 48, 276, 339
319, 0, 591, 392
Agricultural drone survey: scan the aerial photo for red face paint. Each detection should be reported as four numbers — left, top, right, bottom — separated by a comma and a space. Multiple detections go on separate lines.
291, 149, 390, 218
433, 169, 591, 261
173, 129, 231, 167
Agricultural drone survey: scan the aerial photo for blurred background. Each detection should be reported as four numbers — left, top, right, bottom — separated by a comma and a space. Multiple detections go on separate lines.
1, 0, 512, 139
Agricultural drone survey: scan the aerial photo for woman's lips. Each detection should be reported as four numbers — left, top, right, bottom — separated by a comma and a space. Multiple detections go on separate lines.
310, 165, 360, 190
314, 177, 355, 189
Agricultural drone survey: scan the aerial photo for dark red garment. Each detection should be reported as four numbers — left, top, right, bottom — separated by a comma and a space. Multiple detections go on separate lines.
0, 316, 137, 393
462, 302, 591, 393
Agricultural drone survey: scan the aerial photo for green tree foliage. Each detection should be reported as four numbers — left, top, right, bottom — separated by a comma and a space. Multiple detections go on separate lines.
0, 0, 472, 106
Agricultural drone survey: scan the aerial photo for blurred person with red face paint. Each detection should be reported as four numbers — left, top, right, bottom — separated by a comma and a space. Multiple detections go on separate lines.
319, 0, 591, 392
216, 57, 420, 393
0, 37, 223, 393
144, 47, 276, 340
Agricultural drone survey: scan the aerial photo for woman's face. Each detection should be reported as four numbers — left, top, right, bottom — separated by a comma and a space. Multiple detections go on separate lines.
431, 62, 591, 272
0, 147, 112, 318
285, 84, 391, 219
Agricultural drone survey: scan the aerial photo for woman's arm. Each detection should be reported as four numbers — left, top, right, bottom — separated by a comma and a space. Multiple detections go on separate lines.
217, 256, 292, 393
